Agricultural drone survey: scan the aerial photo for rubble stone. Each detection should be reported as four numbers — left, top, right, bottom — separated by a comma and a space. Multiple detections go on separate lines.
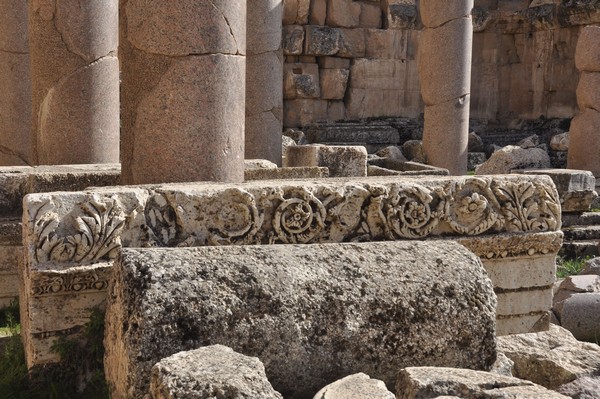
476, 145, 551, 175
497, 324, 600, 389
550, 132, 569, 151
396, 367, 569, 399
150, 345, 283, 399
284, 145, 367, 177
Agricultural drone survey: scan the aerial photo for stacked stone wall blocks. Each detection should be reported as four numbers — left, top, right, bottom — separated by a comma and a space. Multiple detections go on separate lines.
282, 1, 597, 129
21, 175, 562, 367
568, 25, 600, 177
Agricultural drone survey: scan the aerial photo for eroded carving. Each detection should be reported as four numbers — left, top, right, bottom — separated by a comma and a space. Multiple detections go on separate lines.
272, 187, 327, 244
145, 194, 186, 247
31, 270, 111, 296
445, 179, 502, 235
32, 198, 125, 264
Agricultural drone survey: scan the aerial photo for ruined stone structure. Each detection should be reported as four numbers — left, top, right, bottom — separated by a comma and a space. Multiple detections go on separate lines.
246, 0, 284, 165
21, 175, 561, 367
28, 0, 120, 165
0, 0, 31, 166
119, 0, 246, 184
568, 25, 600, 177
282, 0, 600, 128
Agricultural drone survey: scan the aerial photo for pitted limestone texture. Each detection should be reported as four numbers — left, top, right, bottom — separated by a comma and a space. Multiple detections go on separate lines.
21, 175, 562, 368
104, 241, 497, 399
29, 0, 119, 165
120, 0, 246, 184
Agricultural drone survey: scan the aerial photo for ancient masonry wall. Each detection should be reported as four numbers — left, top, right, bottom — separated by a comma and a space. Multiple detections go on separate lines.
282, 0, 600, 128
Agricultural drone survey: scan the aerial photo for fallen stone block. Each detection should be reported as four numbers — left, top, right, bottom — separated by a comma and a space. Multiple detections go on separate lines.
149, 345, 283, 399
284, 145, 367, 177
512, 169, 597, 213
313, 373, 394, 399
475, 145, 551, 175
245, 166, 329, 180
104, 241, 498, 399
396, 367, 570, 399
560, 293, 600, 342
498, 324, 600, 390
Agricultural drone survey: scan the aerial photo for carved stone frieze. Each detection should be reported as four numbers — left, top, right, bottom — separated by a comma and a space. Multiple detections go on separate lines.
30, 265, 112, 297
25, 175, 562, 268
457, 231, 564, 260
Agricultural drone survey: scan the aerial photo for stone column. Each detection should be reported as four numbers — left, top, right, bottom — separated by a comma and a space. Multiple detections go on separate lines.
120, 0, 246, 184
419, 1, 474, 175
29, 0, 120, 165
0, 1, 32, 165
246, 0, 284, 166
568, 25, 600, 177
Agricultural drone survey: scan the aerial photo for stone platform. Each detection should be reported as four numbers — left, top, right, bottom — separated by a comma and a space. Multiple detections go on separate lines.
20, 175, 562, 367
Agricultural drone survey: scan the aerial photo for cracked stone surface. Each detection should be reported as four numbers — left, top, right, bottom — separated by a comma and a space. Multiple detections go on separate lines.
120, 0, 246, 184
29, 0, 119, 165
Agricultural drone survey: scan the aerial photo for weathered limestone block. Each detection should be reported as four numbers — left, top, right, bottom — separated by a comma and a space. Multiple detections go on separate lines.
284, 63, 321, 99
382, 0, 418, 30
498, 324, 600, 390
150, 345, 283, 399
313, 373, 394, 399
568, 108, 600, 177
310, 0, 327, 25
575, 25, 600, 72
338, 28, 366, 58
29, 0, 119, 165
513, 169, 597, 212
304, 26, 342, 55
326, 0, 360, 28
561, 293, 600, 342
245, 166, 329, 180
0, 0, 31, 166
319, 68, 349, 100
104, 241, 497, 399
246, 0, 283, 165
283, 25, 305, 55
359, 3, 382, 29
476, 146, 551, 175
22, 175, 562, 367
419, 2, 473, 175
396, 367, 570, 399
284, 99, 328, 127
283, 0, 310, 25
577, 72, 600, 111
284, 145, 367, 177
120, 0, 245, 184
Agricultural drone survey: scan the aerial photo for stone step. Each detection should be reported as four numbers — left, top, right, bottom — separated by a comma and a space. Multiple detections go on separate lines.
560, 240, 599, 259
563, 225, 600, 241
563, 212, 600, 228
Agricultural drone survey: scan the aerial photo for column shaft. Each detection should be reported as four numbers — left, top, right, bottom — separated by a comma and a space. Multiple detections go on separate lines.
246, 0, 284, 165
0, 1, 32, 165
29, 0, 120, 165
419, 0, 474, 175
120, 0, 246, 184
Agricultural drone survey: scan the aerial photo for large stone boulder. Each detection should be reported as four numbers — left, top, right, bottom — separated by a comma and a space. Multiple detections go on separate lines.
104, 241, 497, 399
149, 345, 283, 399
497, 324, 600, 389
475, 145, 551, 175
395, 367, 570, 399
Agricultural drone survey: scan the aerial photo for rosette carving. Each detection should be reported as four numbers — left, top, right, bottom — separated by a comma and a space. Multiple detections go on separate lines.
206, 188, 263, 245
493, 180, 561, 232
445, 178, 502, 235
32, 271, 110, 296
384, 184, 444, 239
33, 198, 125, 265
273, 187, 327, 243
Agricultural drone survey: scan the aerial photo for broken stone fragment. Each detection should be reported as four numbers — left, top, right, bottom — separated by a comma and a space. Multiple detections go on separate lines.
150, 345, 283, 399
313, 373, 394, 399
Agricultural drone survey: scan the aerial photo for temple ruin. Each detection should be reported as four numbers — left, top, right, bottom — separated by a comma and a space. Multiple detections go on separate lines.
1, 0, 600, 398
